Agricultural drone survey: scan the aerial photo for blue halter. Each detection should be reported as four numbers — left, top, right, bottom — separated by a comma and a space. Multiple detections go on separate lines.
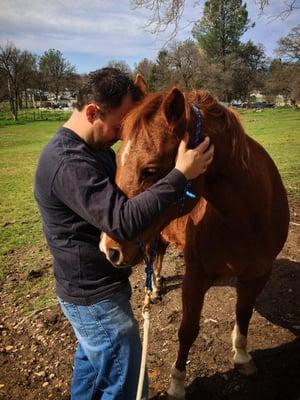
183, 104, 202, 200
191, 104, 202, 147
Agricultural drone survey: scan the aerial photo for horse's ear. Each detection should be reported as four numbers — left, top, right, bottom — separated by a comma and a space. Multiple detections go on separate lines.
162, 87, 185, 125
134, 74, 148, 96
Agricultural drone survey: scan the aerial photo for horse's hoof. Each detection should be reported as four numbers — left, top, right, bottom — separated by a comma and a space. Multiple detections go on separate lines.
235, 359, 258, 376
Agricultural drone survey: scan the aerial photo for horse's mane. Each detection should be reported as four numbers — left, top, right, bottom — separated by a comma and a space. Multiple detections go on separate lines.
123, 89, 250, 167
189, 90, 250, 168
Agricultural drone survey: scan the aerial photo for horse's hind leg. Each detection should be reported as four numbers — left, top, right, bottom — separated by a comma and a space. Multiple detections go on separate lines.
232, 270, 271, 376
152, 236, 169, 300
167, 268, 210, 399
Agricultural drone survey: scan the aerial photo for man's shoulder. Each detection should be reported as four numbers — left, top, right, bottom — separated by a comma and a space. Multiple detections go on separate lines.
38, 127, 95, 168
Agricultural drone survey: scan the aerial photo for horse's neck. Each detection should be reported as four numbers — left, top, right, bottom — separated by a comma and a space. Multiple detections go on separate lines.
203, 133, 273, 234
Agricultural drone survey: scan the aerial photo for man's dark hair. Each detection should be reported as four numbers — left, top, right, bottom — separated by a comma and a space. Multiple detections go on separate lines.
76, 68, 142, 114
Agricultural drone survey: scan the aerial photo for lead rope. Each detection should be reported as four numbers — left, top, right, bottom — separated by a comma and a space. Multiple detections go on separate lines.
136, 105, 203, 399
136, 290, 151, 400
136, 238, 159, 400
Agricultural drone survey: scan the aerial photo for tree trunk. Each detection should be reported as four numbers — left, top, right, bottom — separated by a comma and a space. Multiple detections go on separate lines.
25, 89, 29, 109
18, 93, 23, 110
7, 78, 17, 120
14, 91, 19, 120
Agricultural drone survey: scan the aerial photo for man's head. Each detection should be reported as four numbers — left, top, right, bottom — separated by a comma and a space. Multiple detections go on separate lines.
73, 68, 147, 149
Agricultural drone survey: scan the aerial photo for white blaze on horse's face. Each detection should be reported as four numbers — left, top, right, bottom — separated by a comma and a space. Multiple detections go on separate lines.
99, 232, 108, 256
120, 139, 132, 167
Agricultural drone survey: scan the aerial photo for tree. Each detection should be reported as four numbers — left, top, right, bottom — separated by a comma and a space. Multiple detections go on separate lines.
134, 58, 155, 85
192, 0, 253, 71
39, 49, 76, 102
276, 25, 300, 62
131, 0, 300, 36
106, 60, 132, 76
18, 53, 37, 109
0, 42, 37, 120
167, 40, 203, 89
0, 70, 9, 106
228, 41, 266, 100
264, 59, 299, 104
148, 49, 173, 90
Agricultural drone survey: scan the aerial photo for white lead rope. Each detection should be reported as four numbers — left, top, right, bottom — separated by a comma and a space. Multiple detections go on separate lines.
136, 291, 151, 400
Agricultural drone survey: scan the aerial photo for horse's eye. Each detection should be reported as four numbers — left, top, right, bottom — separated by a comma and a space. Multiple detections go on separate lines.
141, 168, 158, 181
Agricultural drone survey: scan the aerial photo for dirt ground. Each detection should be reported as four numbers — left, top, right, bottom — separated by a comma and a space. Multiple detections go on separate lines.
0, 200, 299, 400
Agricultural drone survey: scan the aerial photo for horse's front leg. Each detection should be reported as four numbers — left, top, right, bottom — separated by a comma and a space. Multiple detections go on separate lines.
152, 237, 169, 301
167, 266, 211, 399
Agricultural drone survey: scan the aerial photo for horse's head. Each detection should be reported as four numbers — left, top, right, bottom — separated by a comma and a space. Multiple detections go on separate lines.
116, 87, 188, 195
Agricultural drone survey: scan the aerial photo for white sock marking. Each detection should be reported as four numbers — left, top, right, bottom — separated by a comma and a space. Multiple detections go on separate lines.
232, 323, 252, 364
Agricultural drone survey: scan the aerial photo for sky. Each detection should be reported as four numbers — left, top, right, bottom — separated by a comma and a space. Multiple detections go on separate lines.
0, 0, 299, 73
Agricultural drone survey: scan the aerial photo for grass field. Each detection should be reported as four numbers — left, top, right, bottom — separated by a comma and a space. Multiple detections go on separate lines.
0, 108, 299, 311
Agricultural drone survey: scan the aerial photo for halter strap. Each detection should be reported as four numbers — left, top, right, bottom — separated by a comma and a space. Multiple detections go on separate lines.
183, 104, 203, 200
191, 104, 202, 147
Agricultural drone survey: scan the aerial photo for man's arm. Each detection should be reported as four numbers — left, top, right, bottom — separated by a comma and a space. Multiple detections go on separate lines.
52, 157, 187, 242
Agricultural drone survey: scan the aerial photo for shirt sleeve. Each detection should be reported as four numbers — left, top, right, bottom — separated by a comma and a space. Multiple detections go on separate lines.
52, 157, 187, 241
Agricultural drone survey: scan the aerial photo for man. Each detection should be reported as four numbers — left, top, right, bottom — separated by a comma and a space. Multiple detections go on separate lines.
34, 68, 214, 400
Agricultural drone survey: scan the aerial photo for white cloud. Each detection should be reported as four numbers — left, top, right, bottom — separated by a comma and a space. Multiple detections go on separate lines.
0, 0, 166, 57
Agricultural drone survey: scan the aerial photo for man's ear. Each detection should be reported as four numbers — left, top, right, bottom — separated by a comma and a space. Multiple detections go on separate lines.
134, 74, 148, 96
85, 104, 99, 123
162, 87, 185, 125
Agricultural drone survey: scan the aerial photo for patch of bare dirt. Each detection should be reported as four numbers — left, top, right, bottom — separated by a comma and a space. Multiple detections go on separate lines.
0, 199, 299, 400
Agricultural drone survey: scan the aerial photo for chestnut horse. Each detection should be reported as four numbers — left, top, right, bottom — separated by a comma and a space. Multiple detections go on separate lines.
100, 87, 289, 399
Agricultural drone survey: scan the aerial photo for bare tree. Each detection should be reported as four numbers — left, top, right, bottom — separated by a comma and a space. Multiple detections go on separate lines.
266, 59, 300, 106
255, 0, 300, 18
167, 39, 202, 89
0, 70, 9, 107
39, 49, 76, 102
276, 25, 300, 62
0, 42, 36, 120
131, 0, 186, 39
105, 60, 132, 75
131, 0, 300, 36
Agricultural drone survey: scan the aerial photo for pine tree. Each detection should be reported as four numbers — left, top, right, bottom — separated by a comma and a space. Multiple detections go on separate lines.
192, 0, 253, 71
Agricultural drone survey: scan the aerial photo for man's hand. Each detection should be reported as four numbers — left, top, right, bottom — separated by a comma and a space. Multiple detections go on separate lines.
175, 134, 214, 180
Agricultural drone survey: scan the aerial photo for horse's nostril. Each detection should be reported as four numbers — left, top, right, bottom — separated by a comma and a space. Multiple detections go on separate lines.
108, 249, 120, 264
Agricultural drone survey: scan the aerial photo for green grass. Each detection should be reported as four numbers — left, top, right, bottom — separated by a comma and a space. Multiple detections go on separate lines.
0, 122, 63, 273
240, 108, 300, 196
0, 108, 299, 312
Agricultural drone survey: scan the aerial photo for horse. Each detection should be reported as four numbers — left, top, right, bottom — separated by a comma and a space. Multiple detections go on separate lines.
100, 83, 290, 399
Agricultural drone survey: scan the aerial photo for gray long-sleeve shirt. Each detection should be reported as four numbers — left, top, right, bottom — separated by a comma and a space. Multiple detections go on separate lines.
34, 127, 186, 305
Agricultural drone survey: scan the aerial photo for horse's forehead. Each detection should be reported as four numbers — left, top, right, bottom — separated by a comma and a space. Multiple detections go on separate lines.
120, 125, 157, 167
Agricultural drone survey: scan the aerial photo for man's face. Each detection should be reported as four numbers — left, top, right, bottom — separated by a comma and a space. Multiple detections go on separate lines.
92, 95, 134, 148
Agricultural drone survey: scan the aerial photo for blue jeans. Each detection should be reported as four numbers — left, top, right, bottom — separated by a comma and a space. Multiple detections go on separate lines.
58, 285, 148, 400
